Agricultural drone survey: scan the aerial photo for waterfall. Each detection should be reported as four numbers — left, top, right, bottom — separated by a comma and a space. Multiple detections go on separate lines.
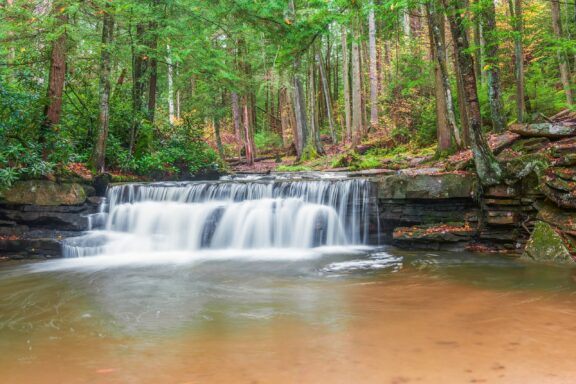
64, 175, 377, 258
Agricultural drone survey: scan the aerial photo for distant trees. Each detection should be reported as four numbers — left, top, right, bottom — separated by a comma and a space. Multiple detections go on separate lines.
1, 0, 574, 183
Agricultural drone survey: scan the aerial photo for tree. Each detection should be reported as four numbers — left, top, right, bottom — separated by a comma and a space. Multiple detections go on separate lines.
93, 4, 115, 172
368, 0, 379, 130
508, 0, 525, 122
550, 0, 574, 106
443, 0, 503, 185
41, 2, 68, 151
480, 0, 506, 132
427, 1, 462, 149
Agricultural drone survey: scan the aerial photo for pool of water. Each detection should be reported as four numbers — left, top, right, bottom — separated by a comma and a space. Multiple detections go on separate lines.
2, 248, 576, 383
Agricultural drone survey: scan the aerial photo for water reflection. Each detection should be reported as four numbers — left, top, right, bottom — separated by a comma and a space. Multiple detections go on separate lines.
3, 249, 576, 383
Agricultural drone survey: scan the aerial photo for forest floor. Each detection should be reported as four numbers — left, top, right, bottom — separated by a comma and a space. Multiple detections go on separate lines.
230, 131, 520, 176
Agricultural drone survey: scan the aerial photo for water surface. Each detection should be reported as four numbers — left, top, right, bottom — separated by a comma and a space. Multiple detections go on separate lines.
1, 249, 576, 383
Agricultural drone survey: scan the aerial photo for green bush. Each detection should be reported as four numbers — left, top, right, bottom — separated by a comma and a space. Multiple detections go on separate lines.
254, 131, 283, 150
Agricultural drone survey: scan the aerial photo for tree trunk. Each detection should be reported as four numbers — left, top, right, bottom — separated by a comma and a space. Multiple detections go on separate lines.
508, 0, 525, 122
93, 8, 114, 173
317, 50, 337, 143
41, 7, 67, 151
426, 5, 451, 151
166, 44, 175, 125
351, 34, 363, 146
368, 1, 379, 130
214, 117, 225, 159
551, 0, 574, 106
231, 92, 242, 144
307, 55, 324, 156
130, 23, 147, 154
453, 44, 470, 146
480, 0, 507, 132
293, 66, 308, 158
279, 87, 293, 148
342, 27, 352, 143
147, 47, 158, 123
242, 97, 255, 165
443, 0, 503, 186
427, 3, 461, 148
473, 0, 483, 84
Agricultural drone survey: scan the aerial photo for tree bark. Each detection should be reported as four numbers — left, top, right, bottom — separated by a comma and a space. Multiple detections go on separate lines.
443, 0, 503, 186
480, 0, 507, 132
317, 50, 337, 143
508, 0, 525, 122
368, 1, 379, 130
166, 44, 175, 125
551, 0, 574, 106
231, 92, 242, 143
214, 117, 224, 159
293, 65, 308, 158
41, 6, 68, 151
342, 27, 352, 143
351, 33, 363, 146
426, 4, 451, 151
242, 96, 255, 165
427, 3, 462, 148
130, 23, 147, 154
453, 44, 470, 147
93, 8, 114, 173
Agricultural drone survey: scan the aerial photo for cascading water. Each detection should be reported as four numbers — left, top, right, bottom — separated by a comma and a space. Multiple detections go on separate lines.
64, 174, 378, 259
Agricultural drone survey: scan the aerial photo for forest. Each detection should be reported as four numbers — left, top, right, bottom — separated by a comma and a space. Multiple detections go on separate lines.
1, 0, 575, 186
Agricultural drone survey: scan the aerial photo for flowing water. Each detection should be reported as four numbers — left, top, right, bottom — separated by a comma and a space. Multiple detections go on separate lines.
2, 174, 576, 383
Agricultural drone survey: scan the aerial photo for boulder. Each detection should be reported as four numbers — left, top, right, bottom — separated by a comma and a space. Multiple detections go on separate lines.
0, 180, 87, 206
376, 172, 477, 199
522, 222, 575, 264
510, 122, 576, 138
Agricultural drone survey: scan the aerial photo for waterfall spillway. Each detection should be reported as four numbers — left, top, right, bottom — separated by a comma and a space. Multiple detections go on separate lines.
64, 176, 377, 258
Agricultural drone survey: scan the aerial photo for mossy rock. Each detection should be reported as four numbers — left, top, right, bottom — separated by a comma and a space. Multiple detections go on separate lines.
376, 172, 478, 199
510, 137, 550, 154
503, 153, 550, 184
522, 221, 575, 265
0, 180, 87, 206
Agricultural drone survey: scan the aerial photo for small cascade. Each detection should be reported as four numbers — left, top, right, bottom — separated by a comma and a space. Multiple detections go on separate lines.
64, 175, 377, 258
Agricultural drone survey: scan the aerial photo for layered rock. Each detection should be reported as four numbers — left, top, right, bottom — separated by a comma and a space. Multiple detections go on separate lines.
0, 180, 98, 259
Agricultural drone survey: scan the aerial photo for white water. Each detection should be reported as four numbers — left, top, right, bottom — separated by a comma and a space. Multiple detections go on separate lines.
63, 176, 377, 260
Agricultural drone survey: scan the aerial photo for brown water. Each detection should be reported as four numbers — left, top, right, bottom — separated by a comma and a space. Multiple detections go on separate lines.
2, 249, 576, 384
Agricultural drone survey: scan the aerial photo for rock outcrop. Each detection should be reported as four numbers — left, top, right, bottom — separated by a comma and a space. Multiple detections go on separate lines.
0, 180, 98, 259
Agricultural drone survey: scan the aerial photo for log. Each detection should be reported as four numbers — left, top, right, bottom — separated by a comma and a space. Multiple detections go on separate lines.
510, 122, 576, 138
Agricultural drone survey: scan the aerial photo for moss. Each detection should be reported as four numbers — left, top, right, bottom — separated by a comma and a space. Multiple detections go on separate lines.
275, 164, 313, 172
503, 153, 550, 184
331, 152, 360, 168
522, 222, 575, 265
300, 143, 320, 162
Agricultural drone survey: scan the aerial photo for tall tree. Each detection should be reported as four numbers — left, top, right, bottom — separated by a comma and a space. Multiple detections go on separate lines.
93, 4, 115, 172
427, 1, 462, 149
317, 49, 337, 143
426, 3, 452, 151
166, 44, 176, 125
368, 0, 379, 130
480, 0, 507, 132
351, 29, 363, 146
41, 2, 68, 150
342, 26, 352, 143
551, 0, 574, 106
443, 0, 503, 185
508, 0, 525, 122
